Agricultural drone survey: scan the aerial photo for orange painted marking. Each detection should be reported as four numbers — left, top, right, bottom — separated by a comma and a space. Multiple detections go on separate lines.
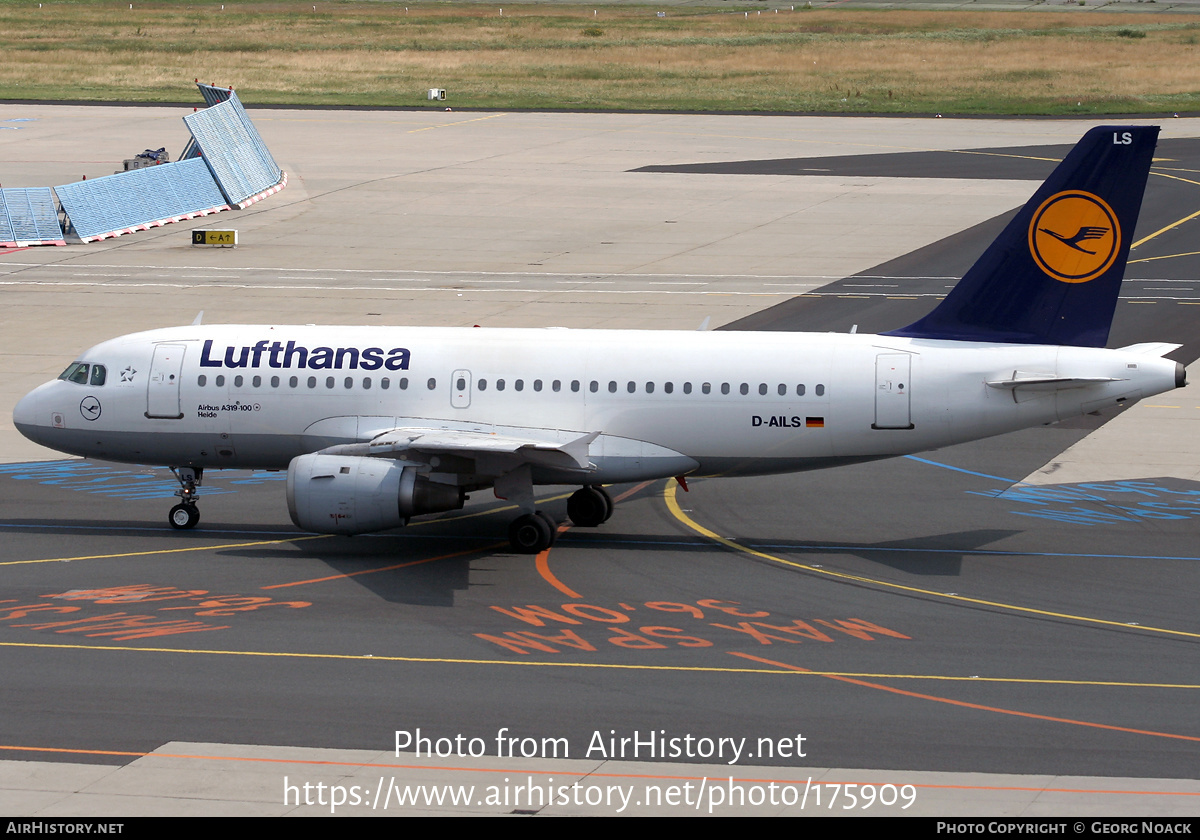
610, 482, 654, 505
261, 543, 505, 590
535, 481, 656, 599
731, 652, 1200, 743
536, 525, 580, 599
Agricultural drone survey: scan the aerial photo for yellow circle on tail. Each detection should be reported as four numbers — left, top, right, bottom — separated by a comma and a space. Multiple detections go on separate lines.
1028, 190, 1121, 284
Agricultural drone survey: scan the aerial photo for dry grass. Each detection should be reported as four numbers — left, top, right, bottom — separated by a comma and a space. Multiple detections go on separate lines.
1, 2, 1198, 113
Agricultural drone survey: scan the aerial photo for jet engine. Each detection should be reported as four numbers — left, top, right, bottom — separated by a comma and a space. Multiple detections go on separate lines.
286, 453, 464, 535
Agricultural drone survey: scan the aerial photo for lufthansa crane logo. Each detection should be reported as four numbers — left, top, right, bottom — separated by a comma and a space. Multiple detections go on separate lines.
1028, 190, 1121, 284
79, 396, 101, 421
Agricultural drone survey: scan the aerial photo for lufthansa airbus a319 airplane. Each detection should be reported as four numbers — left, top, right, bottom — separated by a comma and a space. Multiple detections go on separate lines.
14, 126, 1187, 553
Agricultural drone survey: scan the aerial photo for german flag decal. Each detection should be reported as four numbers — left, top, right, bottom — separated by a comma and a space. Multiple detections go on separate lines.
1028, 190, 1121, 284
806, 417, 825, 428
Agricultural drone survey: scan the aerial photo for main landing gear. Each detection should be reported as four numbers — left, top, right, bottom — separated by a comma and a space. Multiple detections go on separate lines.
168, 466, 202, 530
567, 485, 613, 528
504, 486, 613, 554
508, 510, 559, 554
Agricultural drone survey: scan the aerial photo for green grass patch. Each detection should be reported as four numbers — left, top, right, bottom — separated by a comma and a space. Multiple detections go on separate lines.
0, 2, 1197, 114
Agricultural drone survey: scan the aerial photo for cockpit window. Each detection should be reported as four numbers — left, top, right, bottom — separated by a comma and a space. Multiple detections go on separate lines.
59, 362, 90, 384
58, 362, 107, 386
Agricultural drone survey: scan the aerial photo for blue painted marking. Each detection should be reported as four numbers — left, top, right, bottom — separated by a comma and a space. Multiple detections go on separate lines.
0, 460, 285, 501
904, 456, 1200, 527
903, 455, 1018, 485
998, 480, 1200, 525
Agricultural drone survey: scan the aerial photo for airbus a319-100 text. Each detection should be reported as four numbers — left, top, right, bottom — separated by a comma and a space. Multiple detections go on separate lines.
14, 126, 1186, 553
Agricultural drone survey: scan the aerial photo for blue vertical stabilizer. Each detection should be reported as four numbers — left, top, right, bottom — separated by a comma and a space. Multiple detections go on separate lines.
885, 126, 1159, 348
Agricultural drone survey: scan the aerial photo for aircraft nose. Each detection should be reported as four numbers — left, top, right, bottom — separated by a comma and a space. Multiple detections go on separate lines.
12, 384, 52, 445
12, 388, 39, 436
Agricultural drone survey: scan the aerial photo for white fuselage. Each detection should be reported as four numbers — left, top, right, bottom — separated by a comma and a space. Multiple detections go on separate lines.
13, 324, 1181, 486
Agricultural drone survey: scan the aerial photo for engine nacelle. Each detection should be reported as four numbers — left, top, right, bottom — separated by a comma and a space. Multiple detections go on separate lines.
286, 453, 464, 535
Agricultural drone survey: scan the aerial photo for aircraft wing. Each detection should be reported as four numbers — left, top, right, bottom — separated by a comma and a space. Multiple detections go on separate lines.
320, 427, 600, 475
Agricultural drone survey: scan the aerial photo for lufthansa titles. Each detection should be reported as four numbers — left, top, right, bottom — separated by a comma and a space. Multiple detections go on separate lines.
200, 339, 411, 371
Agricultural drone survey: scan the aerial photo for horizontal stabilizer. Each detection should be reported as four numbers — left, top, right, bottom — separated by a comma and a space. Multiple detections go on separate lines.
1117, 342, 1181, 357
986, 372, 1123, 391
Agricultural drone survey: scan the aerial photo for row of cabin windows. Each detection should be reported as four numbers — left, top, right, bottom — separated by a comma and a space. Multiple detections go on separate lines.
196, 374, 826, 398
199, 374, 414, 390
476, 378, 825, 397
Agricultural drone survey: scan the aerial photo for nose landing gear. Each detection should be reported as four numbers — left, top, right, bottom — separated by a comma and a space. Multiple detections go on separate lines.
168, 466, 202, 530
169, 502, 200, 530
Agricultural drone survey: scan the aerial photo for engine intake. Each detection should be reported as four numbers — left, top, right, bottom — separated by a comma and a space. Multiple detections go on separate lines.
286, 453, 464, 535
